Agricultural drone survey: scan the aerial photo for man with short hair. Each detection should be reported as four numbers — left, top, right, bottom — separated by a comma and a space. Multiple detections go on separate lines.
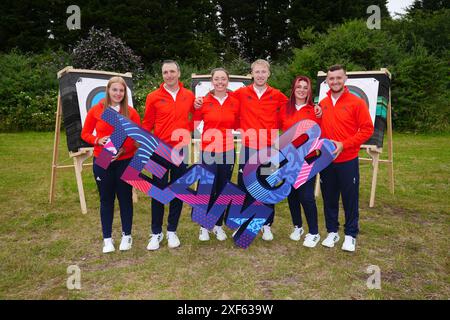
234, 59, 288, 241
142, 60, 195, 250
319, 64, 374, 252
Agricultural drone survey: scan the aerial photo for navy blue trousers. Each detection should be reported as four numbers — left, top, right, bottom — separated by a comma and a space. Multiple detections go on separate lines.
201, 150, 235, 226
237, 146, 275, 226
93, 157, 133, 239
150, 159, 187, 234
320, 157, 360, 238
287, 177, 319, 234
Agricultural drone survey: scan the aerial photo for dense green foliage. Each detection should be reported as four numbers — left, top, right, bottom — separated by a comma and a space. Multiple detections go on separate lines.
0, 3, 448, 132
0, 0, 388, 63
0, 49, 72, 131
280, 10, 449, 132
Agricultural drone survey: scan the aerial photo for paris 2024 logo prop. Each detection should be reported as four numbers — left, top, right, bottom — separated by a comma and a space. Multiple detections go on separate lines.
95, 108, 336, 248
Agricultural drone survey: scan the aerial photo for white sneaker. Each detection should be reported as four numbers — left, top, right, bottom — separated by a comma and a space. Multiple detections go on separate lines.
199, 227, 210, 241
321, 232, 340, 248
213, 225, 227, 241
289, 226, 304, 241
119, 233, 132, 251
261, 225, 273, 241
167, 231, 180, 248
103, 238, 115, 253
303, 233, 321, 248
147, 233, 163, 251
342, 235, 356, 252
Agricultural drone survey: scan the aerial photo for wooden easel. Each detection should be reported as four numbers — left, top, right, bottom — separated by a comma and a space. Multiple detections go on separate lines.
49, 67, 137, 214
48, 91, 94, 214
314, 68, 394, 207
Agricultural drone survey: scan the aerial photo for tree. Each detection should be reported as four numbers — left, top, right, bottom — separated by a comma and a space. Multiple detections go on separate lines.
407, 0, 450, 13
72, 27, 143, 74
215, 0, 389, 61
0, 0, 59, 52
386, 8, 450, 59
216, 0, 291, 61
0, 0, 222, 66
287, 18, 449, 132
287, 0, 389, 50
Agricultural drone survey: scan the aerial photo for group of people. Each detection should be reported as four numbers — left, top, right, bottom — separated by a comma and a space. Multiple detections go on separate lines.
81, 59, 374, 254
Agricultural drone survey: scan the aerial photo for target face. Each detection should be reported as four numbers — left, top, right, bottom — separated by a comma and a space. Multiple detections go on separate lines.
346, 85, 370, 110
75, 77, 134, 126
318, 78, 379, 124
85, 86, 106, 112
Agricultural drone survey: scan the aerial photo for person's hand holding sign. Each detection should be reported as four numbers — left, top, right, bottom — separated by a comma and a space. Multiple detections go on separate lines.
111, 148, 124, 162
97, 136, 110, 146
331, 140, 343, 158
314, 104, 323, 118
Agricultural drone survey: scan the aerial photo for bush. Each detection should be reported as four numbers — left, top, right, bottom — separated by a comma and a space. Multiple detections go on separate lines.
0, 49, 71, 131
391, 46, 450, 132
385, 9, 450, 60
288, 19, 449, 132
5, 90, 58, 131
1, 11, 448, 133
289, 20, 402, 86
72, 27, 144, 78
268, 61, 293, 96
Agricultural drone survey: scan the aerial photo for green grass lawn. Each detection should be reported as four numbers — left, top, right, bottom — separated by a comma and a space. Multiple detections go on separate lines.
0, 132, 448, 299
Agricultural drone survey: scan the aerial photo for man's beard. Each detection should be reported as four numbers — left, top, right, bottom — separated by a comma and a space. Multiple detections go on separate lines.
330, 85, 344, 93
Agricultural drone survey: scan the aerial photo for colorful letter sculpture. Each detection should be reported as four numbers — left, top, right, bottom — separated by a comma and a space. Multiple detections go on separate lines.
96, 109, 336, 249
96, 108, 273, 248
95, 108, 182, 205
168, 164, 273, 249
242, 120, 336, 204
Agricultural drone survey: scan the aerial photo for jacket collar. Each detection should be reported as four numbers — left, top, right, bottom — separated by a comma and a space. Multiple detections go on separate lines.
160, 81, 184, 92
244, 84, 272, 99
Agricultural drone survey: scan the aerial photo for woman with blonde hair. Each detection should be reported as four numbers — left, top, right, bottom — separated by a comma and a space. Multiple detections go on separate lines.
81, 76, 141, 253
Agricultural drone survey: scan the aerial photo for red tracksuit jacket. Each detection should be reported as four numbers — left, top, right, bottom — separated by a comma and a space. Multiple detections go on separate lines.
81, 102, 141, 160
142, 82, 195, 148
193, 93, 240, 153
319, 87, 374, 163
279, 103, 321, 132
231, 85, 288, 149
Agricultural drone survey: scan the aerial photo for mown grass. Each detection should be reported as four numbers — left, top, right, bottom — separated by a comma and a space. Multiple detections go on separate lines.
0, 132, 448, 299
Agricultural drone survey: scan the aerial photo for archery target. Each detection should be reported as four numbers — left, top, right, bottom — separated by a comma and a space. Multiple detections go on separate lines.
58, 70, 134, 152
75, 77, 134, 126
